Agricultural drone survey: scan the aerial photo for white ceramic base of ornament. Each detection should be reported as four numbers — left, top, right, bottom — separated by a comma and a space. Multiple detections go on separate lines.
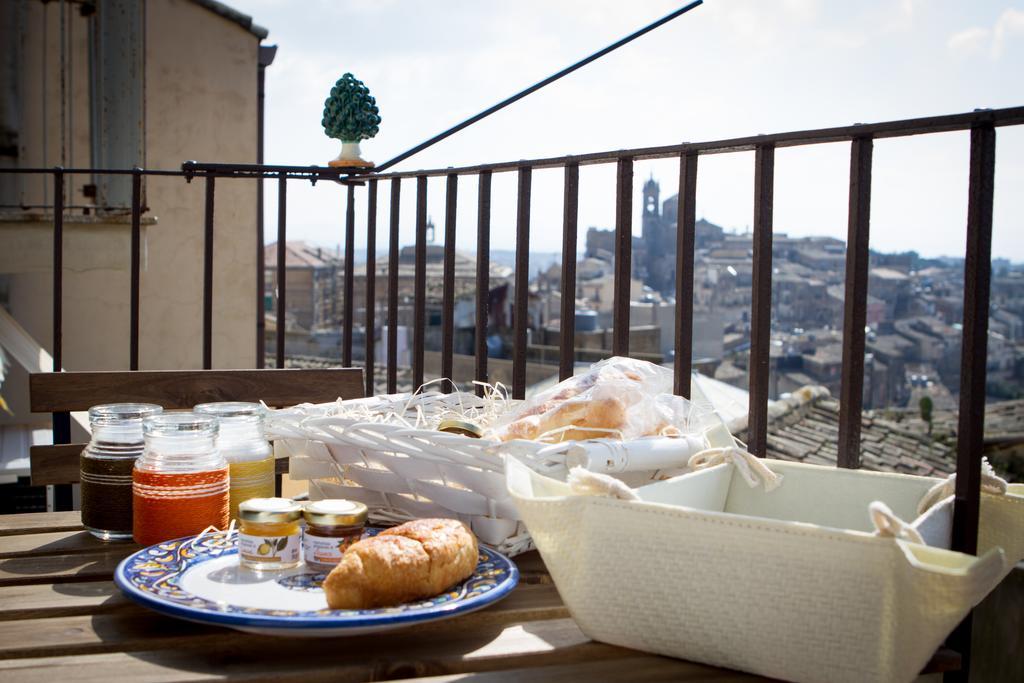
328, 141, 374, 168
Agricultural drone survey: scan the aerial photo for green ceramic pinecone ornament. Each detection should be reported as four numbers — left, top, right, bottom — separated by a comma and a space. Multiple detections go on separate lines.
323, 73, 380, 168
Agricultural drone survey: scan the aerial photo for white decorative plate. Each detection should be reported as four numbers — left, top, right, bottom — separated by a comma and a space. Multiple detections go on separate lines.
114, 528, 518, 636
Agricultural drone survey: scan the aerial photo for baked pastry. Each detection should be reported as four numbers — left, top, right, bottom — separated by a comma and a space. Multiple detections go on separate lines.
498, 396, 628, 442
322, 518, 479, 609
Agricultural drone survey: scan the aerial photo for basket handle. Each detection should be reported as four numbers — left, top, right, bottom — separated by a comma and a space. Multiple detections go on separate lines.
895, 540, 1005, 599
689, 446, 783, 491
870, 501, 925, 545
916, 457, 1009, 515
873, 501, 1007, 601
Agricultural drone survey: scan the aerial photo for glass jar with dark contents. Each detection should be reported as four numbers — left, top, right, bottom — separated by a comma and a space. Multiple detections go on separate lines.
302, 499, 368, 570
80, 403, 163, 541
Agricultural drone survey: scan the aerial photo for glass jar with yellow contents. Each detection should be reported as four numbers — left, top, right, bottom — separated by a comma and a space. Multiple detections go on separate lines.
302, 499, 368, 571
237, 498, 303, 570
194, 402, 274, 522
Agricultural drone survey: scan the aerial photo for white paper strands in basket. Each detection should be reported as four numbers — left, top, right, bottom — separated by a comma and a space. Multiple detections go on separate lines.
265, 382, 734, 557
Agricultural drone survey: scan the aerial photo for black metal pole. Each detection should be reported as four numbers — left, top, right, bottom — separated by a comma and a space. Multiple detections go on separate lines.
276, 174, 287, 369
372, 1, 704, 173
343, 185, 355, 366
944, 123, 996, 683
51, 167, 72, 511
202, 176, 215, 369
256, 45, 277, 369
129, 168, 142, 370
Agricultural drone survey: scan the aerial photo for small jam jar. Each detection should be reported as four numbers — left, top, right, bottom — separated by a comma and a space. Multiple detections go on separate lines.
302, 499, 368, 570
237, 498, 303, 570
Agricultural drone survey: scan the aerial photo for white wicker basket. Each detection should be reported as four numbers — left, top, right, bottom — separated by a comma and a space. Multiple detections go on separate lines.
507, 455, 1024, 682
267, 389, 728, 556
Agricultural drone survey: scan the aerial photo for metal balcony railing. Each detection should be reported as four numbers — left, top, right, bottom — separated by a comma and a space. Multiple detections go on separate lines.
3, 103, 1022, 676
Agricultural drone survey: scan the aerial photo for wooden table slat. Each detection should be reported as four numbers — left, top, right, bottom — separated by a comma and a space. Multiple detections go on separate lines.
394, 656, 770, 682
0, 581, 130, 621
0, 549, 126, 586
0, 615, 594, 663
0, 512, 83, 537
0, 618, 771, 683
0, 652, 768, 683
0, 582, 569, 659
0, 529, 138, 559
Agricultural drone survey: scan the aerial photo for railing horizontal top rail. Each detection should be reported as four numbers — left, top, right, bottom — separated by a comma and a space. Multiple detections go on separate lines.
356, 105, 1024, 180
0, 167, 186, 176
5, 106, 1020, 184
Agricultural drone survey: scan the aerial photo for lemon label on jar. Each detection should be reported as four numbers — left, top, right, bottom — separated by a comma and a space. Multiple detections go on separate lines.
239, 532, 300, 564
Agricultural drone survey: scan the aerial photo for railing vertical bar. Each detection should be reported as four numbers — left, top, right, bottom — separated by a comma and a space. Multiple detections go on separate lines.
52, 167, 71, 510
412, 175, 428, 389
342, 184, 355, 367
52, 168, 64, 374
952, 122, 996, 556
945, 121, 996, 683
512, 166, 532, 399
559, 161, 579, 381
202, 176, 215, 370
441, 174, 458, 391
475, 171, 492, 396
365, 179, 377, 397
129, 168, 142, 371
837, 137, 873, 469
612, 157, 633, 356
674, 151, 697, 398
256, 177, 266, 369
275, 174, 287, 369
387, 179, 400, 393
748, 144, 775, 457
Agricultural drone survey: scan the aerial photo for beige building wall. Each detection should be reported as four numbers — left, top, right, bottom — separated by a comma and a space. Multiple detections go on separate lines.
142, 0, 259, 370
1, 0, 263, 428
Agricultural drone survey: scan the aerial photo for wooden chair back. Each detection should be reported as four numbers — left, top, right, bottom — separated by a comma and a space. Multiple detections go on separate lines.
28, 368, 364, 486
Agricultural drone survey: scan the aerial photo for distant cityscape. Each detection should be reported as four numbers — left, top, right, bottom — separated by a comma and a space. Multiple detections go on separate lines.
264, 175, 1024, 410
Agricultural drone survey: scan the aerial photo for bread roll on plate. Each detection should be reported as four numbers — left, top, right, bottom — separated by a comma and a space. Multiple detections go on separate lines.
323, 518, 479, 610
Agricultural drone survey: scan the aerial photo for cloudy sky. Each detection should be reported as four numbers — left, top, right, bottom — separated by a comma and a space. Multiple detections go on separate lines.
229, 0, 1024, 263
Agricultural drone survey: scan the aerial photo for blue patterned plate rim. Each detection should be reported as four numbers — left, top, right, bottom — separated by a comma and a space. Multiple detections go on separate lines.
114, 527, 518, 630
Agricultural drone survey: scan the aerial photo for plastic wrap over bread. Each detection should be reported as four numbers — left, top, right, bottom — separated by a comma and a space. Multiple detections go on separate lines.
487, 357, 714, 443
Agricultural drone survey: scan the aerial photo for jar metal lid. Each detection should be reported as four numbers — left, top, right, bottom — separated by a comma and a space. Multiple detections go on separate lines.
437, 419, 484, 438
238, 497, 303, 523
89, 403, 163, 426
143, 412, 218, 437
194, 401, 265, 423
304, 499, 368, 527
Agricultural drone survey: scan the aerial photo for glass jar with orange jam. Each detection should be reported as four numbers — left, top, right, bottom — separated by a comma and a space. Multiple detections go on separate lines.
302, 499, 368, 570
237, 498, 303, 570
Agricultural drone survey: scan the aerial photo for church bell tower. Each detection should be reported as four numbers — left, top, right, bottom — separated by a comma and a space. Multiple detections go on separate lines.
641, 175, 660, 244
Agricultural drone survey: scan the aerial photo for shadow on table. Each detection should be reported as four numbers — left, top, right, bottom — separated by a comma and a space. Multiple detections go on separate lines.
51, 580, 118, 599
104, 617, 514, 678
0, 543, 124, 584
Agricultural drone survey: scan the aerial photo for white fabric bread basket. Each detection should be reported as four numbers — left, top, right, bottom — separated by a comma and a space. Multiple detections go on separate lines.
267, 360, 729, 556
506, 454, 1024, 683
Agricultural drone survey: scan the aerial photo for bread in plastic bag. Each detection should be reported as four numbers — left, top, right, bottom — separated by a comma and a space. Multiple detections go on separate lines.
487, 357, 713, 443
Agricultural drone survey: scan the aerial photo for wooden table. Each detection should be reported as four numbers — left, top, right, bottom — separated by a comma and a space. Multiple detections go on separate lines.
0, 512, 768, 682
